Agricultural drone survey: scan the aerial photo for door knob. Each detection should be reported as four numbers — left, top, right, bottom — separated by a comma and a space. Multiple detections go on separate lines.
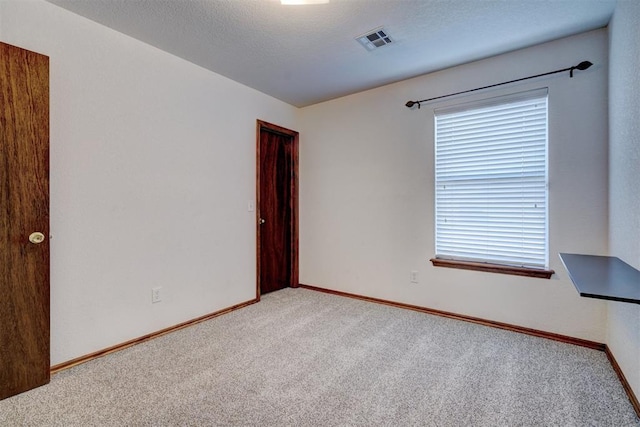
29, 232, 46, 244
259, 218, 266, 225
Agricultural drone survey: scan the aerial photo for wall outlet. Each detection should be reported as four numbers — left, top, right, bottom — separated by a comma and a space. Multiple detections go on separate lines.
410, 271, 419, 283
151, 287, 162, 303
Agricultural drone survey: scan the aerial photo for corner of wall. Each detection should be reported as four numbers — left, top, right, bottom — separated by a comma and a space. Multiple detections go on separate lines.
606, 0, 640, 408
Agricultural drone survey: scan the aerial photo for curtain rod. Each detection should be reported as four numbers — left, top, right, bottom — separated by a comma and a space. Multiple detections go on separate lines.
405, 60, 593, 109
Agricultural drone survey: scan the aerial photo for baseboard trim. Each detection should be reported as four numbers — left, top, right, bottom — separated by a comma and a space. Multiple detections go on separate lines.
605, 345, 640, 418
299, 284, 604, 350
299, 284, 640, 419
50, 298, 259, 375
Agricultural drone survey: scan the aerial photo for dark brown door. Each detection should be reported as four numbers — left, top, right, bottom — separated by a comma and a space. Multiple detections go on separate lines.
257, 121, 298, 296
0, 42, 50, 400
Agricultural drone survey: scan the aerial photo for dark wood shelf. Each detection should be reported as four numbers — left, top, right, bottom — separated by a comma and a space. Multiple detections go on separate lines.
559, 253, 640, 305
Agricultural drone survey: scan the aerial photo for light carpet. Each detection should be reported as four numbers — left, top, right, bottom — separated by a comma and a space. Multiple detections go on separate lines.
1, 288, 638, 426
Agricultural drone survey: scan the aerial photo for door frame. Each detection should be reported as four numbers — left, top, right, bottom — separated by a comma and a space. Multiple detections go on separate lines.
256, 120, 299, 299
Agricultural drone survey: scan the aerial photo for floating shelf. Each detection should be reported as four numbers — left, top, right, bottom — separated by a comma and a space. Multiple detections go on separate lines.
559, 253, 640, 305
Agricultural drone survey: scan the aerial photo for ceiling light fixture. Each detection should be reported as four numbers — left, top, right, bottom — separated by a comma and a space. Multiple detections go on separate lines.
281, 0, 329, 5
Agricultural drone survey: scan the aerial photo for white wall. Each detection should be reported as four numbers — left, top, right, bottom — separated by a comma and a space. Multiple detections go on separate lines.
299, 29, 609, 342
608, 0, 640, 400
0, 0, 297, 365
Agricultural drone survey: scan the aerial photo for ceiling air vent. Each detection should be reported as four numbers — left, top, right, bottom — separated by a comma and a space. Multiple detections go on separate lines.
356, 27, 393, 51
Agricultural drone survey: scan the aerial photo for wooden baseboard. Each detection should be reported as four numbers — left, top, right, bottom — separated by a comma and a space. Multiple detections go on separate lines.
605, 345, 640, 419
299, 284, 640, 418
50, 298, 259, 374
299, 284, 604, 350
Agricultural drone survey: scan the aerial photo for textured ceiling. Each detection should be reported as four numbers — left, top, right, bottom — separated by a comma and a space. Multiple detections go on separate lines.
46, 0, 616, 107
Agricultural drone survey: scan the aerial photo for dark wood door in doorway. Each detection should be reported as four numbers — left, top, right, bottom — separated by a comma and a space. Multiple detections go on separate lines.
257, 121, 298, 296
0, 42, 50, 400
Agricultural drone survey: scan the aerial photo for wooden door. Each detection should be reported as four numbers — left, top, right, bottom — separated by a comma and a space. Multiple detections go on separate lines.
257, 121, 298, 296
0, 42, 50, 400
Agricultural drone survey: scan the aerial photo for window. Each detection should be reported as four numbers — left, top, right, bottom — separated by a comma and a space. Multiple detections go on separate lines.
432, 89, 552, 278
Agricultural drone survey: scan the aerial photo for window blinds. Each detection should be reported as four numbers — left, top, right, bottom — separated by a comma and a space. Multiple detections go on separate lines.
434, 90, 548, 269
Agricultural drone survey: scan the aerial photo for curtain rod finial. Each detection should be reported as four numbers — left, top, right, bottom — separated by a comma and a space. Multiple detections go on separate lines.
576, 61, 593, 70
570, 60, 593, 77
405, 100, 416, 108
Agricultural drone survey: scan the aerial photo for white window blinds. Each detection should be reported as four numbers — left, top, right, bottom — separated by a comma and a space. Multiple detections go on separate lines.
434, 89, 549, 269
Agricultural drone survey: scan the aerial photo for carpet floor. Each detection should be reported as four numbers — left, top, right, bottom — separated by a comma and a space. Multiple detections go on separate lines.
1, 287, 638, 426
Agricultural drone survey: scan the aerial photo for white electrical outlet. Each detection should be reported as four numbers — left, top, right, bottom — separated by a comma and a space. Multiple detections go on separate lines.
152, 287, 162, 303
410, 271, 419, 283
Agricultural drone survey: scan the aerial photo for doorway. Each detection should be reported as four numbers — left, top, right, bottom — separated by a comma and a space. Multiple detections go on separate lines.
256, 120, 298, 297
0, 41, 50, 400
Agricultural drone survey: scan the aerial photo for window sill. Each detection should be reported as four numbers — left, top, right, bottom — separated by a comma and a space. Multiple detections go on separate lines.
430, 258, 554, 279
